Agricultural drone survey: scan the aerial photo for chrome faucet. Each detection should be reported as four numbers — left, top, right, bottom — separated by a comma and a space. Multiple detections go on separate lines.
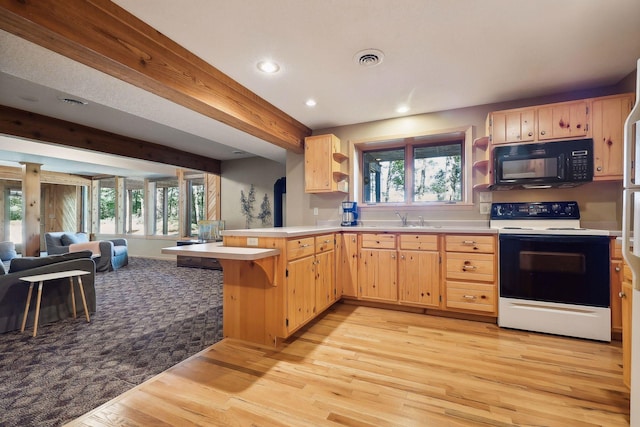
395, 211, 408, 227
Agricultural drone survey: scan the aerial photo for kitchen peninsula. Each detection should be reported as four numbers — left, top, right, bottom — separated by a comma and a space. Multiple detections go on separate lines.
163, 224, 502, 346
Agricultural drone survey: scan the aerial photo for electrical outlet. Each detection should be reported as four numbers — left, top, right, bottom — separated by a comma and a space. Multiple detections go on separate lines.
247, 237, 259, 246
313, 207, 318, 216
479, 202, 491, 215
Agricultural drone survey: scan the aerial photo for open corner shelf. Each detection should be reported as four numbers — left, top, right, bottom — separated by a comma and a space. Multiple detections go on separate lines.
472, 160, 489, 172
473, 136, 490, 149
473, 183, 491, 191
333, 152, 348, 162
333, 171, 348, 181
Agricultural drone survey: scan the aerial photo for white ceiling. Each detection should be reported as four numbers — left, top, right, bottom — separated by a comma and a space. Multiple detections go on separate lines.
1, 0, 640, 177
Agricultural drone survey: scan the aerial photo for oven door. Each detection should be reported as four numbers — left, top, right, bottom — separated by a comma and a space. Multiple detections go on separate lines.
494, 148, 565, 187
499, 234, 610, 307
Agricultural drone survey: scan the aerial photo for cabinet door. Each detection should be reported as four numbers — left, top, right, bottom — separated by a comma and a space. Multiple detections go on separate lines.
339, 233, 358, 297
315, 250, 335, 312
286, 256, 315, 332
537, 101, 588, 140
621, 280, 633, 388
398, 250, 439, 307
591, 95, 633, 179
610, 259, 623, 336
305, 135, 333, 192
358, 249, 398, 302
491, 110, 535, 144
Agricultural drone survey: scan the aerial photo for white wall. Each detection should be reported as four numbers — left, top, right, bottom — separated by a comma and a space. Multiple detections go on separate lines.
221, 157, 286, 230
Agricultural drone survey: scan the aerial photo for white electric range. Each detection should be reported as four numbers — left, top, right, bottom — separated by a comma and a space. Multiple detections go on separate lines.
490, 201, 611, 342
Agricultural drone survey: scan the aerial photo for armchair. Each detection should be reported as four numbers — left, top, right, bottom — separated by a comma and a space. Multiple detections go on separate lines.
45, 232, 128, 272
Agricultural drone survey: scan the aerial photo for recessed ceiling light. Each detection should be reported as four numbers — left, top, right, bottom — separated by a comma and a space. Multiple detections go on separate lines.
257, 60, 280, 74
305, 99, 317, 107
57, 95, 88, 106
396, 105, 410, 114
232, 150, 246, 155
19, 95, 38, 103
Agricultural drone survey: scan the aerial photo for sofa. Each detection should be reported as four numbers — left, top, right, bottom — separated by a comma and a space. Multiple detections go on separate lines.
0, 250, 96, 334
45, 232, 128, 272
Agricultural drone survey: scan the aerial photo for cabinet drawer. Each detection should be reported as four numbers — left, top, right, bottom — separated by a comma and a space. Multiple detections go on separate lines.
446, 281, 496, 313
446, 235, 495, 253
287, 237, 315, 260
315, 234, 335, 253
399, 234, 438, 251
446, 252, 495, 282
361, 233, 396, 249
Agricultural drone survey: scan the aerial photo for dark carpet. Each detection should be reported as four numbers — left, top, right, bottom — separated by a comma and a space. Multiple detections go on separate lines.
0, 257, 223, 427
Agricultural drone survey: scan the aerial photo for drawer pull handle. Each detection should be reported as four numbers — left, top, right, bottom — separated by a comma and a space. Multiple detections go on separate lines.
462, 240, 476, 245
463, 295, 477, 300
299, 244, 311, 248
462, 265, 477, 271
323, 239, 332, 244
619, 291, 626, 298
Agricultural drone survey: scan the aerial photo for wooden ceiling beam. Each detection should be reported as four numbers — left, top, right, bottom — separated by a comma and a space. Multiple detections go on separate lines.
0, 0, 310, 154
0, 105, 221, 175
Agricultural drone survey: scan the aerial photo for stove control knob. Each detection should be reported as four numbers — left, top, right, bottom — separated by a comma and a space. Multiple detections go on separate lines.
564, 205, 574, 215
551, 203, 560, 213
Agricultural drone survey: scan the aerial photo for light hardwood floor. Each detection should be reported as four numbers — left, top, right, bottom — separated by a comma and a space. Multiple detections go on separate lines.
67, 303, 630, 426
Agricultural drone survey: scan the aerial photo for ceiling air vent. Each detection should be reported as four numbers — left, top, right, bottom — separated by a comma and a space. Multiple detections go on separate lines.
353, 49, 384, 67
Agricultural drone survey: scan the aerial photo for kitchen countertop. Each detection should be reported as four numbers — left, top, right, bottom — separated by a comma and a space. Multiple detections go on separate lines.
220, 221, 622, 238
221, 221, 498, 238
162, 242, 280, 260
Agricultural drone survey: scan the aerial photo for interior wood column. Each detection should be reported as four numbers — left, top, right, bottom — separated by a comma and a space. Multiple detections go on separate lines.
115, 177, 125, 235
206, 173, 221, 220
144, 179, 155, 236
177, 169, 187, 238
0, 184, 7, 242
20, 163, 41, 257
90, 180, 100, 236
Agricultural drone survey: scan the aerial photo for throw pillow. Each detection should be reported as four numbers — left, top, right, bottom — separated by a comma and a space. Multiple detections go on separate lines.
9, 250, 93, 273
0, 261, 7, 275
0, 241, 17, 262
61, 232, 89, 246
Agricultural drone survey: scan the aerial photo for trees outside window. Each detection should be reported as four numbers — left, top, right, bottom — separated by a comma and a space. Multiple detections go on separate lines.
99, 178, 116, 234
187, 177, 204, 237
361, 136, 464, 204
125, 178, 144, 235
154, 178, 179, 235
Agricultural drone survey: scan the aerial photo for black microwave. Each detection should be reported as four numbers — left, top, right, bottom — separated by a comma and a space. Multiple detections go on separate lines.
492, 138, 593, 190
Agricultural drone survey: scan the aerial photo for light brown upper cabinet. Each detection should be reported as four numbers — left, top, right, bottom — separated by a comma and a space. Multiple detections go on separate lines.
491, 109, 535, 144
488, 93, 634, 182
591, 94, 634, 180
537, 100, 589, 140
304, 134, 348, 193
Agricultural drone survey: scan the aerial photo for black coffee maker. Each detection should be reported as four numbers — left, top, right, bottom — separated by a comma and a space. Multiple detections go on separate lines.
341, 201, 358, 226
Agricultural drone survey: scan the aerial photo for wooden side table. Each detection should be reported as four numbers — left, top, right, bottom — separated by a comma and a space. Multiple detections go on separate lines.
20, 270, 91, 337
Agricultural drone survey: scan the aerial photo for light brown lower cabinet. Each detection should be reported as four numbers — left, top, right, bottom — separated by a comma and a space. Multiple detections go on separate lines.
621, 263, 633, 389
444, 235, 498, 316
338, 233, 358, 297
398, 250, 440, 307
358, 248, 398, 302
